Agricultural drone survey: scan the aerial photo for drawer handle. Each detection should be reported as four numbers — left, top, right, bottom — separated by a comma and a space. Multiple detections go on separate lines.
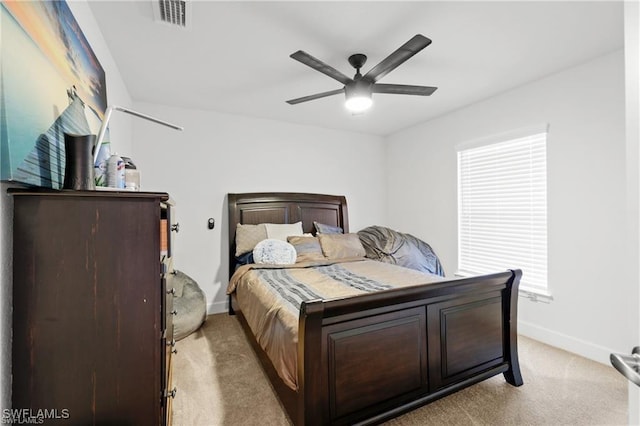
171, 223, 180, 233
170, 270, 178, 276
167, 288, 176, 295
166, 387, 177, 399
170, 310, 178, 316
171, 348, 178, 355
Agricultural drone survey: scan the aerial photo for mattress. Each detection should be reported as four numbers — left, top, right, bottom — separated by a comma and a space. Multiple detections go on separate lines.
227, 258, 443, 390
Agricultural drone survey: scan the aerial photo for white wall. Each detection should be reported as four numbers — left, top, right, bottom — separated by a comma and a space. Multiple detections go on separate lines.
386, 50, 627, 365
0, 1, 133, 409
131, 102, 387, 313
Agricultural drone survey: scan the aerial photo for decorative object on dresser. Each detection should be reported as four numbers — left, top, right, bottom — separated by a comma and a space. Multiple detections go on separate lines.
10, 189, 178, 425
62, 133, 96, 191
227, 192, 523, 426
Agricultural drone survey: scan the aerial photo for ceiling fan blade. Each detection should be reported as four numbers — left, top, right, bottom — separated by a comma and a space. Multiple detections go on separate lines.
290, 51, 352, 85
363, 34, 432, 83
286, 88, 344, 105
372, 84, 437, 96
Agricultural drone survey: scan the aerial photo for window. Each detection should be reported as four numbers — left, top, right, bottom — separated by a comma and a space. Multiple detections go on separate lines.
457, 126, 548, 298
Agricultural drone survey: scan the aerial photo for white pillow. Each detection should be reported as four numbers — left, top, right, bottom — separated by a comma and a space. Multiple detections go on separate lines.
264, 221, 303, 241
253, 239, 297, 265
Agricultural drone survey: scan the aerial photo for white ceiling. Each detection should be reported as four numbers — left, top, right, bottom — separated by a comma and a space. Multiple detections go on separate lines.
88, 1, 624, 136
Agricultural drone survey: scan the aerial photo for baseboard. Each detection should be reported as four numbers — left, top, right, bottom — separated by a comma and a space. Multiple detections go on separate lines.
207, 300, 227, 315
518, 320, 614, 366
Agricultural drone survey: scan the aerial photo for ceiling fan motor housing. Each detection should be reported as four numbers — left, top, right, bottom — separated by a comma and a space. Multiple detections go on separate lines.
345, 79, 372, 99
348, 54, 368, 72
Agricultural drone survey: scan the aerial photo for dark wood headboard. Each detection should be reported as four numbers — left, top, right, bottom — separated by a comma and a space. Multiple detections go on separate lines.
227, 192, 349, 278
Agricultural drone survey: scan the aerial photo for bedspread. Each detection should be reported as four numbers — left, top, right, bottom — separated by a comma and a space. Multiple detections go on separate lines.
227, 258, 443, 390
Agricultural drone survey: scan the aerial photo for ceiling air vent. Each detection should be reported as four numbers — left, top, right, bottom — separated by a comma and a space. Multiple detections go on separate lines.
152, 0, 191, 29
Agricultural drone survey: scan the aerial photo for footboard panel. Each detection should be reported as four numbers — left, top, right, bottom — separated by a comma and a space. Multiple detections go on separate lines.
427, 292, 504, 390
325, 307, 427, 422
298, 269, 522, 426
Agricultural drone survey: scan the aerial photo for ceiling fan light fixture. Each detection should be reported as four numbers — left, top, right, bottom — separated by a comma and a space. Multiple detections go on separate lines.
345, 95, 372, 114
345, 81, 373, 113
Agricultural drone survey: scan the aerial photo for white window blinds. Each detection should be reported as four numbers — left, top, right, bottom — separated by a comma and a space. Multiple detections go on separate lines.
457, 130, 548, 295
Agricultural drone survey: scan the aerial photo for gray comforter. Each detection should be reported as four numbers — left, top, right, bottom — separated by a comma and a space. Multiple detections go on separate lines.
358, 225, 444, 276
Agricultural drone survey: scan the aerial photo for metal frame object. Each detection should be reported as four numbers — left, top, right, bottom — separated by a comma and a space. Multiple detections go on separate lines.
610, 347, 640, 387
93, 105, 183, 163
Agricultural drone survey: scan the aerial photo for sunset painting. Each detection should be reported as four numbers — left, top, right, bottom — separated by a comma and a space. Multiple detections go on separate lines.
0, 0, 107, 188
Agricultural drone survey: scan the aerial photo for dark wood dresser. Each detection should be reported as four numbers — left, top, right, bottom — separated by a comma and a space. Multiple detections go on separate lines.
10, 189, 177, 425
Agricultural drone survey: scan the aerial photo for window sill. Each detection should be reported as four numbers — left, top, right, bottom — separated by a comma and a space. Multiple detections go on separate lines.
454, 271, 552, 303
519, 288, 553, 303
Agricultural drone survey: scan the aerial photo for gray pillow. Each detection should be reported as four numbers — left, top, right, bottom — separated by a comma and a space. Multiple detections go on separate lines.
313, 221, 343, 234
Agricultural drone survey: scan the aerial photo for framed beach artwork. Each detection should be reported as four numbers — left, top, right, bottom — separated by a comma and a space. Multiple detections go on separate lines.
0, 0, 107, 188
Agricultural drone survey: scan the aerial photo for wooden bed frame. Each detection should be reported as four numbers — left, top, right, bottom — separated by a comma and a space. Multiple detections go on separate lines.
227, 192, 523, 426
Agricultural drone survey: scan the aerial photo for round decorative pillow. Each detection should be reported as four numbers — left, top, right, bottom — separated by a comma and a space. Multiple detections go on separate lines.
253, 238, 297, 265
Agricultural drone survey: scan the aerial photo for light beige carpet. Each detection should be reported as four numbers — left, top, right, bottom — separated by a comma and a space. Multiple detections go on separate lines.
172, 314, 628, 426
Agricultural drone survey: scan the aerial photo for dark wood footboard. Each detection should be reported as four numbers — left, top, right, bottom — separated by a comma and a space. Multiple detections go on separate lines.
296, 269, 522, 426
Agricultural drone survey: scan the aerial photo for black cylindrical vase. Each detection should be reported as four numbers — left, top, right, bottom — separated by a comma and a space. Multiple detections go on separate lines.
63, 133, 96, 190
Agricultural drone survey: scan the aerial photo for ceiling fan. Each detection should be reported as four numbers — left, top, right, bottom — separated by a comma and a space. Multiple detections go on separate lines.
286, 34, 437, 113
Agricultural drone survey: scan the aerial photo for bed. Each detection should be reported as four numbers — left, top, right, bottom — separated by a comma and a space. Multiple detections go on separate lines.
227, 192, 522, 426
